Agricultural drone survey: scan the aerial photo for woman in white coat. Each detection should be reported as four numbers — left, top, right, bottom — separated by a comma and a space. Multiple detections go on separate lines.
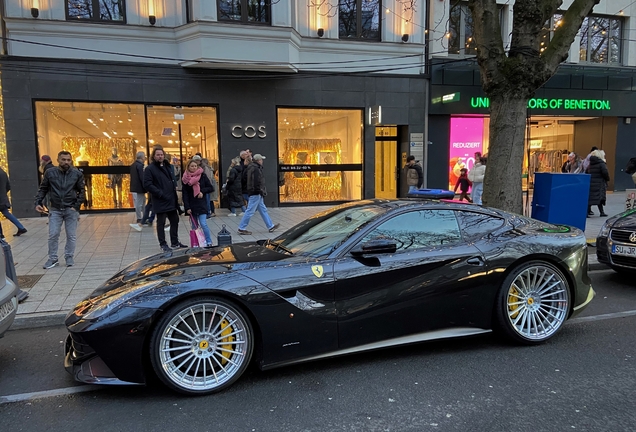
468, 156, 486, 205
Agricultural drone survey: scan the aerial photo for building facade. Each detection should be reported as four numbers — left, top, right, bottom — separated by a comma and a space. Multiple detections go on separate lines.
0, 0, 429, 216
426, 0, 636, 193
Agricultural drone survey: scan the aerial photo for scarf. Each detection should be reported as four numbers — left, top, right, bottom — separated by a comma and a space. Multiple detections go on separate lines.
182, 167, 203, 197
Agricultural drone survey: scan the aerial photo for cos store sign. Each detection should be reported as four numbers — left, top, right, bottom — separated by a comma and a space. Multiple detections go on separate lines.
232, 125, 267, 139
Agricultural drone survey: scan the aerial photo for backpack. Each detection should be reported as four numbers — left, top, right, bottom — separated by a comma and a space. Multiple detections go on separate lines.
626, 158, 636, 175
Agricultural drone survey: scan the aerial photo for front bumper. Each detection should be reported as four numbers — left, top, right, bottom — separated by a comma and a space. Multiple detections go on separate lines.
596, 236, 636, 270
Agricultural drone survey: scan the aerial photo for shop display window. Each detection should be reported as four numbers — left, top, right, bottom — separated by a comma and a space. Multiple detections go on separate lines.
278, 108, 363, 203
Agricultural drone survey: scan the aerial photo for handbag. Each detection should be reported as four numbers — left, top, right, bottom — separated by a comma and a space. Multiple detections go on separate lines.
189, 215, 207, 247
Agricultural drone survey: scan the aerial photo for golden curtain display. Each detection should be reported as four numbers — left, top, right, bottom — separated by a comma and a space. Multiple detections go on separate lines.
61, 137, 134, 210
281, 139, 342, 203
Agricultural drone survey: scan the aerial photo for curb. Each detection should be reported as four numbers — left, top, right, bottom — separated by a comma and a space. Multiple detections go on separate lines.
11, 312, 67, 330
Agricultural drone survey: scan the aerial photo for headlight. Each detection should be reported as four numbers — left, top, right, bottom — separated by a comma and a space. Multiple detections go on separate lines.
82, 280, 163, 320
598, 221, 612, 238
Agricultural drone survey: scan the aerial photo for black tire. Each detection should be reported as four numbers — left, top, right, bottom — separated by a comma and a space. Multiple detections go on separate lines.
149, 296, 254, 395
494, 261, 570, 345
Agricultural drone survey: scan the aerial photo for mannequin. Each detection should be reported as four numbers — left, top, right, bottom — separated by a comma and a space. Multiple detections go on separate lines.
108, 147, 124, 208
76, 145, 93, 209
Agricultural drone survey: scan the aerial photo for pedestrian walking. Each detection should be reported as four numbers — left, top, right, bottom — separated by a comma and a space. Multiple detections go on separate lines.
227, 157, 246, 216
237, 154, 279, 235
468, 155, 486, 205
34, 151, 85, 268
586, 149, 610, 217
0, 166, 27, 237
182, 159, 214, 247
240, 150, 252, 206
404, 155, 423, 193
129, 151, 146, 232
39, 155, 54, 174
143, 147, 187, 252
202, 158, 218, 217
562, 152, 583, 174
453, 168, 473, 203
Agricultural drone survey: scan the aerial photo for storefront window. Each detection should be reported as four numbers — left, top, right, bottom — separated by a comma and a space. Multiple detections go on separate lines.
278, 108, 363, 204
448, 117, 489, 190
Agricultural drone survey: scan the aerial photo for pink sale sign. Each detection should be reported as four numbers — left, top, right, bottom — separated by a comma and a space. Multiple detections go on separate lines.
449, 117, 484, 190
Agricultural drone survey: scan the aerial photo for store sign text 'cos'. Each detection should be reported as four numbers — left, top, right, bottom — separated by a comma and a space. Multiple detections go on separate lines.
232, 125, 266, 139
470, 97, 611, 111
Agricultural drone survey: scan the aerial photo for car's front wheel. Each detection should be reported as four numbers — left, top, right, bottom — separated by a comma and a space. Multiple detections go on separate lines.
495, 261, 570, 344
150, 296, 254, 395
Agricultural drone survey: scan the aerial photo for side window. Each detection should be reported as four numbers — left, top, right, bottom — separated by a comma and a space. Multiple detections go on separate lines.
456, 211, 505, 241
360, 210, 462, 251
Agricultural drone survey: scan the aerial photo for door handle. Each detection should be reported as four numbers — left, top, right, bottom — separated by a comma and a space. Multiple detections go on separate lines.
466, 256, 484, 266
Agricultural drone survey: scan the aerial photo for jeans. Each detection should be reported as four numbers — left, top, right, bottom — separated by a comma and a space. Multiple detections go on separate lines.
231, 204, 246, 215
1, 208, 25, 230
48, 208, 79, 261
472, 182, 483, 205
156, 211, 179, 246
239, 195, 274, 230
132, 192, 145, 222
192, 213, 212, 246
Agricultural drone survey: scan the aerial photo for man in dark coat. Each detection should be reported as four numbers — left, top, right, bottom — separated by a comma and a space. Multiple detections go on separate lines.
587, 151, 610, 217
227, 157, 246, 216
237, 154, 279, 235
129, 151, 146, 231
143, 147, 186, 252
0, 167, 27, 238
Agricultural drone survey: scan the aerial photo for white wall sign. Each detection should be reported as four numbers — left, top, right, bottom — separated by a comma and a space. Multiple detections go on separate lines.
410, 133, 424, 162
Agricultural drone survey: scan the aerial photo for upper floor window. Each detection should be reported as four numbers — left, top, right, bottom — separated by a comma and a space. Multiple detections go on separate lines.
579, 16, 622, 64
66, 0, 125, 22
339, 0, 381, 41
218, 0, 270, 24
449, 1, 476, 55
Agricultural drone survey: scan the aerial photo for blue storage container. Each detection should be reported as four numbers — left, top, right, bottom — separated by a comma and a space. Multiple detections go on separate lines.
407, 189, 456, 199
531, 173, 590, 231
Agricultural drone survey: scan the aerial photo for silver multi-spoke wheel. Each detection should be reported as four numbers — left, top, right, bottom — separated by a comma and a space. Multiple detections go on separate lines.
151, 298, 253, 394
498, 262, 570, 344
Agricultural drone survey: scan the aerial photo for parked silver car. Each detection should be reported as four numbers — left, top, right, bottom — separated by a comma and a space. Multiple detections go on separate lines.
0, 240, 18, 337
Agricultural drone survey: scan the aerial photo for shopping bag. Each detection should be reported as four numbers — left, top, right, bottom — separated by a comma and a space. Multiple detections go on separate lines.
189, 215, 207, 247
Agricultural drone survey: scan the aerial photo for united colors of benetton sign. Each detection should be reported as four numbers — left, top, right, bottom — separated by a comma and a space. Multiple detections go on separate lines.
470, 97, 611, 111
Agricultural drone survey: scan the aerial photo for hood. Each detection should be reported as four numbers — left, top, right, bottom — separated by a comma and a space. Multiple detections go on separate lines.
610, 209, 636, 230
89, 242, 289, 297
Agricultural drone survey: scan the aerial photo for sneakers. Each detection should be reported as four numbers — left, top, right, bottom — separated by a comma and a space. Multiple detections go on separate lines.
164, 226, 171, 231
143, 221, 153, 227
43, 259, 59, 269
237, 229, 252, 235
238, 212, 245, 216
129, 223, 142, 232
171, 242, 188, 249
268, 223, 280, 233
13, 228, 27, 237
228, 213, 237, 217
161, 244, 172, 253
66, 257, 75, 267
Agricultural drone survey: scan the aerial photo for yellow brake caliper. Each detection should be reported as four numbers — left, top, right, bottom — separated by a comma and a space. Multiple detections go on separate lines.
219, 319, 234, 365
509, 286, 520, 319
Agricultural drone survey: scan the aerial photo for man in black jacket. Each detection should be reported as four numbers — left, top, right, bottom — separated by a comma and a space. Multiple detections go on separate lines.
237, 154, 279, 235
35, 151, 85, 268
129, 151, 146, 231
143, 147, 186, 252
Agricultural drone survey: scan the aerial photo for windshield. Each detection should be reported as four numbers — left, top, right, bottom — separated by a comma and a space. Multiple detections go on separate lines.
272, 204, 387, 257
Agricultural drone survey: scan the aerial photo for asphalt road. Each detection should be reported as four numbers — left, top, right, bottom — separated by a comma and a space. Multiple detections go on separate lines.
1, 269, 635, 432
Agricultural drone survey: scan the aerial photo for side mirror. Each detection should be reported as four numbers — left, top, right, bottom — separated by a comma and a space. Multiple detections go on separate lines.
351, 239, 397, 256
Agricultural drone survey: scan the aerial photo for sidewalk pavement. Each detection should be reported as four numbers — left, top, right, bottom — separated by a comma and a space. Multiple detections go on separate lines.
5, 192, 626, 330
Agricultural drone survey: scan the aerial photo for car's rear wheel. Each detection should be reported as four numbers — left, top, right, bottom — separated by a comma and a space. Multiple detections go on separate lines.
495, 261, 570, 344
150, 296, 253, 395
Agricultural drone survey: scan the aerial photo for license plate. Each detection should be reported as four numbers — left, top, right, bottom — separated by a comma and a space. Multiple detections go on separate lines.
0, 297, 16, 322
612, 244, 636, 257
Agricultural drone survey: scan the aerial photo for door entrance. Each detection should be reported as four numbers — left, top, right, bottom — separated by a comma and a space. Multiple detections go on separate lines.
374, 126, 398, 199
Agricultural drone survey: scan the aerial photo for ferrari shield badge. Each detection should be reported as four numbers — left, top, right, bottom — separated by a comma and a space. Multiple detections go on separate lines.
311, 265, 324, 278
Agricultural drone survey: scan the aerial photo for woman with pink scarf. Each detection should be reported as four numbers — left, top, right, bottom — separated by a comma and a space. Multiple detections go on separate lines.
182, 160, 215, 247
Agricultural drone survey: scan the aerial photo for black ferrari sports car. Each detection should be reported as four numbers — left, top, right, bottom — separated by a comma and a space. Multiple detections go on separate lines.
65, 199, 594, 395
596, 208, 636, 273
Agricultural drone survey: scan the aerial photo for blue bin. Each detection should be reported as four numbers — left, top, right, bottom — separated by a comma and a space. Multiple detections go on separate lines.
531, 173, 590, 231
407, 188, 456, 199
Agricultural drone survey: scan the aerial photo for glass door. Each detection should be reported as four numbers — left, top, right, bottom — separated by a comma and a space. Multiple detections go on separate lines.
374, 126, 398, 199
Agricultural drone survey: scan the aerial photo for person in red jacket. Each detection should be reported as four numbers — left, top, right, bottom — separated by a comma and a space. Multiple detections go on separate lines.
454, 168, 473, 202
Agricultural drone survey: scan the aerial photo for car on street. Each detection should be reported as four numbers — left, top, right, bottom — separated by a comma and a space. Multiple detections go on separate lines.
65, 199, 595, 395
596, 208, 636, 273
0, 241, 19, 338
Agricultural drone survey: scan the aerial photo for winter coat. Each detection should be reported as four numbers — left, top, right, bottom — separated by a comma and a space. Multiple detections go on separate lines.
182, 173, 214, 216
241, 159, 249, 194
227, 165, 244, 208
245, 162, 266, 196
143, 161, 178, 214
587, 156, 610, 206
0, 168, 11, 211
129, 160, 145, 193
35, 166, 86, 211
468, 163, 486, 183
202, 164, 219, 201
405, 163, 423, 187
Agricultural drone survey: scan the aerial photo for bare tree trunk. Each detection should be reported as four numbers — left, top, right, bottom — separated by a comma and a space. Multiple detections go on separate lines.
482, 96, 528, 214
